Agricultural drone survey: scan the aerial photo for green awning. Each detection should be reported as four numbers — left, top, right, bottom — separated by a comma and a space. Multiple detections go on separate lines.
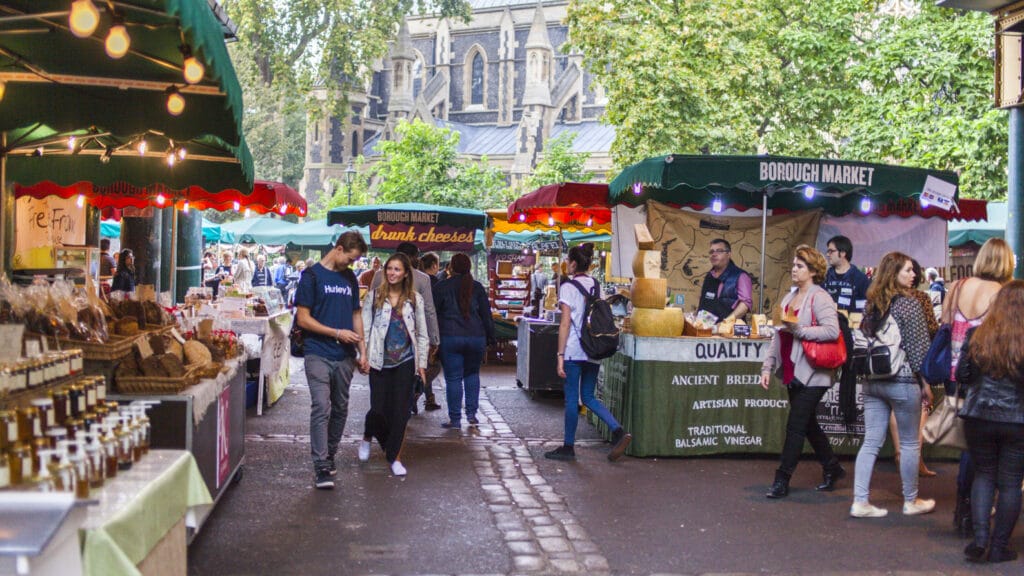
949, 202, 1006, 246
609, 155, 960, 216
219, 216, 297, 244
285, 220, 370, 248
102, 216, 235, 243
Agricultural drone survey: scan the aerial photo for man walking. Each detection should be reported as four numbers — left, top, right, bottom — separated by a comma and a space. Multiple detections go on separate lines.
295, 231, 368, 489
822, 235, 870, 314
418, 252, 444, 411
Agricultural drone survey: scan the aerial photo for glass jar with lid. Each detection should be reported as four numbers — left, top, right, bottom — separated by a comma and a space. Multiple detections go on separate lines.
50, 387, 70, 426
68, 384, 86, 419
83, 378, 97, 411
0, 410, 17, 451
30, 398, 56, 431
27, 359, 44, 388
68, 349, 83, 375
8, 442, 31, 486
17, 406, 41, 443
9, 362, 27, 391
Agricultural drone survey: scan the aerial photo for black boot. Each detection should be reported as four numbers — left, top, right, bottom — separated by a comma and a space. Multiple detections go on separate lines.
954, 491, 973, 538
816, 460, 846, 492
766, 471, 790, 499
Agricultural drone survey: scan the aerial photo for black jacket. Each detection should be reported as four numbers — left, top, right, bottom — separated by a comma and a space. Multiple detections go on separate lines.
957, 328, 1024, 425
432, 273, 495, 343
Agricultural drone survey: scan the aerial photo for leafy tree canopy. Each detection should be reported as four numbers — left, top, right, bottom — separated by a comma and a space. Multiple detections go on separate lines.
566, 0, 1005, 199
522, 132, 594, 192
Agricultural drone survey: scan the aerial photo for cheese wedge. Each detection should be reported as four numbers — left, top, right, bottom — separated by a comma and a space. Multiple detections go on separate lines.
630, 278, 668, 309
631, 250, 662, 278
631, 307, 684, 337
634, 223, 655, 250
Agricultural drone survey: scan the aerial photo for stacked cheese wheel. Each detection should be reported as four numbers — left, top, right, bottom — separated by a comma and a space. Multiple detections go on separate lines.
629, 225, 683, 337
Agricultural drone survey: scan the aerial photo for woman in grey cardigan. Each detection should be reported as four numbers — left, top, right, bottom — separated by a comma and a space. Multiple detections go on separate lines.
760, 245, 843, 499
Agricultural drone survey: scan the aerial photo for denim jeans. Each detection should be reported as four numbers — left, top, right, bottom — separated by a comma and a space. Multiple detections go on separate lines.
440, 335, 486, 424
305, 354, 356, 468
854, 380, 922, 503
563, 360, 620, 446
777, 384, 835, 477
964, 417, 1024, 552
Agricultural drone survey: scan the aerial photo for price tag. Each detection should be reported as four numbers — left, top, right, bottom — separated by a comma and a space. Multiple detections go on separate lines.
24, 338, 42, 358
136, 337, 154, 359
170, 328, 187, 345
0, 325, 24, 361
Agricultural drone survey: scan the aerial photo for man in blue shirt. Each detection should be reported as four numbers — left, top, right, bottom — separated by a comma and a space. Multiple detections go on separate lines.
295, 231, 368, 489
822, 235, 870, 314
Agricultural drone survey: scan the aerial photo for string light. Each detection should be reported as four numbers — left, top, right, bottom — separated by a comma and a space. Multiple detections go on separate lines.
105, 16, 130, 59
69, 0, 100, 38
632, 182, 643, 196
182, 201, 190, 214
178, 147, 186, 160
860, 197, 872, 214
76, 194, 86, 208
0, 80, 6, 102
155, 193, 166, 206
244, 208, 251, 218
548, 215, 554, 226
920, 197, 930, 208
711, 197, 723, 213
183, 55, 204, 84
279, 204, 288, 215
166, 87, 185, 116
166, 150, 176, 166
518, 212, 526, 222
137, 139, 147, 156
232, 200, 240, 212
803, 185, 816, 200
586, 216, 593, 227
67, 136, 76, 150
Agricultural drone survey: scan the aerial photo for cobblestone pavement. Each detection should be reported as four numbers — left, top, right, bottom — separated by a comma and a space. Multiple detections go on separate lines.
188, 361, 1021, 576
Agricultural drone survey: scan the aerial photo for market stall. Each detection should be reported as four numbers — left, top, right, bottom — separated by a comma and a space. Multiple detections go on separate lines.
601, 154, 982, 457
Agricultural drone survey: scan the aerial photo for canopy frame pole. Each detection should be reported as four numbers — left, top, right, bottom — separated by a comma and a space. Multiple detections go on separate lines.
170, 206, 178, 302
759, 190, 767, 314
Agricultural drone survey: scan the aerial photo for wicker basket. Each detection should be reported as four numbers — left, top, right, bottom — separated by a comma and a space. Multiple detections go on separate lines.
115, 364, 202, 395
35, 332, 141, 361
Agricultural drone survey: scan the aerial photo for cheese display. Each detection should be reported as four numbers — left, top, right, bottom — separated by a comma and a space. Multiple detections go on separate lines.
631, 307, 684, 337
630, 278, 668, 309
631, 250, 662, 278
634, 223, 656, 250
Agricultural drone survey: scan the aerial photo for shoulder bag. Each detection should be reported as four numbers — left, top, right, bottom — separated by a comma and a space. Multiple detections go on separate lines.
922, 394, 967, 450
801, 293, 848, 370
921, 279, 963, 386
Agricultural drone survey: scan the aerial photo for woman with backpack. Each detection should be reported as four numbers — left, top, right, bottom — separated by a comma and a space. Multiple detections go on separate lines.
432, 253, 494, 429
358, 253, 429, 476
850, 251, 935, 518
545, 243, 632, 462
759, 245, 844, 498
955, 280, 1024, 564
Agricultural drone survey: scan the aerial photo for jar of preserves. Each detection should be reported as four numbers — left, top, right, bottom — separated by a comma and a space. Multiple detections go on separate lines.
27, 359, 44, 388
95, 376, 107, 404
17, 406, 41, 443
9, 363, 27, 391
50, 387, 70, 426
30, 398, 55, 431
31, 437, 49, 476
68, 384, 85, 419
64, 418, 84, 440
69, 349, 83, 375
0, 410, 17, 451
0, 451, 9, 489
9, 442, 31, 486
83, 378, 97, 410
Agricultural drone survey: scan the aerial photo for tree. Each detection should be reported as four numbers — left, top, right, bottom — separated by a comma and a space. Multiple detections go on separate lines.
307, 157, 374, 219
371, 119, 511, 210
222, 1, 471, 187
522, 132, 594, 192
565, 0, 1005, 199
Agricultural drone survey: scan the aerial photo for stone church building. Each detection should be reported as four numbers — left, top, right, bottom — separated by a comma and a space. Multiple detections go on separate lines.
301, 0, 614, 205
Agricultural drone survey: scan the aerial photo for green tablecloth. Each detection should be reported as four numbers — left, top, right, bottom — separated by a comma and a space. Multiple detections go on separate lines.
81, 450, 212, 576
494, 317, 517, 341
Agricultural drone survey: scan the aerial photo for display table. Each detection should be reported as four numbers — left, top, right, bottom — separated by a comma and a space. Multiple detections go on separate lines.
516, 319, 564, 395
108, 357, 246, 534
81, 450, 212, 576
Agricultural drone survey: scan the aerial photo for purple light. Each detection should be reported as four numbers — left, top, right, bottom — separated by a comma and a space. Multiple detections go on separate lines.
632, 182, 642, 196
860, 197, 872, 213
712, 198, 723, 213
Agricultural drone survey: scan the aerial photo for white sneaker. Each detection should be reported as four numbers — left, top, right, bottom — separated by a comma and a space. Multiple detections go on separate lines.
390, 460, 407, 476
850, 501, 888, 518
358, 440, 371, 462
903, 498, 936, 516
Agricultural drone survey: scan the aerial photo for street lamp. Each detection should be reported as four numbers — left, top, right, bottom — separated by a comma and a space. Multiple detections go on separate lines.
344, 161, 356, 205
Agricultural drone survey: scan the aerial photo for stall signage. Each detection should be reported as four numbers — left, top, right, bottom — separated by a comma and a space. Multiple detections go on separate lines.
491, 238, 563, 253
216, 384, 230, 488
759, 160, 876, 186
369, 223, 475, 251
15, 196, 86, 264
920, 175, 957, 211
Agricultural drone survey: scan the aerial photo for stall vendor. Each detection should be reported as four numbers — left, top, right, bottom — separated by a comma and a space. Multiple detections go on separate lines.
697, 238, 753, 323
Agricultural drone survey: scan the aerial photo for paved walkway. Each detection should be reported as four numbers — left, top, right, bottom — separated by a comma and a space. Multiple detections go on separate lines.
187, 361, 1021, 575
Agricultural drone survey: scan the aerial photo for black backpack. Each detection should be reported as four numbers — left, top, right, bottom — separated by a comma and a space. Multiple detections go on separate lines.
289, 268, 317, 357
569, 279, 620, 360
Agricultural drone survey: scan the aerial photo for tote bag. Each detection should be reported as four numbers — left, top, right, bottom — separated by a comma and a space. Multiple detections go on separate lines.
922, 395, 967, 451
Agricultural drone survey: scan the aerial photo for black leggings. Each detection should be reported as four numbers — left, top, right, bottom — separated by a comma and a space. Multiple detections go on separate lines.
364, 361, 415, 463
778, 383, 836, 477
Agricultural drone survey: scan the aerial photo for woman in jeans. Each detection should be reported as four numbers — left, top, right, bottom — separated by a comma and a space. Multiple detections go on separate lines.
957, 280, 1024, 563
850, 251, 934, 518
433, 253, 494, 429
545, 243, 632, 462
760, 245, 843, 498
359, 253, 429, 477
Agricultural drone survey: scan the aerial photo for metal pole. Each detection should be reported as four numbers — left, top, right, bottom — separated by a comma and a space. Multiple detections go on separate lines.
347, 182, 352, 206
1009, 107, 1024, 279
0, 132, 6, 277
169, 207, 178, 301
759, 191, 767, 313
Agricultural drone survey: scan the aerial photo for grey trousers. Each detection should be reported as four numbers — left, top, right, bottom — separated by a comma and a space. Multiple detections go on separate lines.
305, 354, 356, 468
854, 378, 923, 503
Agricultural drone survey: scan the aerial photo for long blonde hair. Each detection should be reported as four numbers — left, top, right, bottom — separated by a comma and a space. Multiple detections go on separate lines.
373, 253, 416, 313
866, 251, 912, 317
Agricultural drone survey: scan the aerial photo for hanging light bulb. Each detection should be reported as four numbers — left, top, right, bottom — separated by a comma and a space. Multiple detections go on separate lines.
279, 204, 288, 215
522, 248, 529, 255
244, 208, 251, 218
67, 136, 76, 150
860, 197, 872, 214
0, 80, 7, 102
183, 201, 190, 214
548, 215, 555, 226
232, 200, 240, 212
586, 216, 593, 227
803, 185, 816, 200
178, 147, 186, 160
76, 194, 86, 208
155, 193, 166, 206
105, 18, 130, 59
166, 150, 176, 166
166, 87, 185, 116
137, 139, 147, 155
712, 197, 723, 213
183, 55, 204, 84
920, 196, 930, 208
69, 0, 100, 38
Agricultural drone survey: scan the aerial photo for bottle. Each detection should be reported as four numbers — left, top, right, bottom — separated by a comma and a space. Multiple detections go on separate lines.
83, 378, 97, 411
46, 428, 67, 451
31, 437, 49, 477
102, 419, 119, 479
16, 406, 41, 443
8, 442, 31, 486
30, 398, 55, 432
68, 384, 86, 419
52, 442, 75, 493
0, 410, 16, 451
68, 439, 91, 499
95, 376, 107, 406
129, 410, 143, 462
137, 405, 152, 456
50, 387, 70, 426
69, 349, 84, 375
116, 415, 133, 471
86, 426, 105, 489
0, 451, 9, 490
32, 449, 57, 492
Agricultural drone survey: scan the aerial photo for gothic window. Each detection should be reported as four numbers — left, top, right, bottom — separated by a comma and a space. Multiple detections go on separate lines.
351, 131, 359, 158
471, 52, 484, 105
413, 50, 425, 98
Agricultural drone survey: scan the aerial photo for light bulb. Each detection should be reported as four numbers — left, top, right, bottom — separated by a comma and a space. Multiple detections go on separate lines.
137, 139, 147, 155
632, 182, 643, 196
183, 56, 204, 84
166, 151, 176, 166
860, 197, 872, 214
803, 185, 816, 200
166, 89, 185, 116
183, 201, 190, 214
244, 208, 251, 218
67, 136, 76, 150
232, 200, 240, 212
586, 216, 593, 227
76, 194, 85, 208
712, 198, 723, 213
920, 197, 930, 208
178, 147, 186, 160
518, 213, 525, 222
155, 193, 166, 206
69, 0, 100, 38
279, 204, 288, 215
548, 215, 554, 226
522, 248, 529, 255
105, 25, 130, 59
0, 80, 7, 102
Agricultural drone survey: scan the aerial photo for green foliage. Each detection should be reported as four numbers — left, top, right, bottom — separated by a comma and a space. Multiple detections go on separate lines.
371, 120, 511, 210
307, 157, 374, 219
566, 0, 1005, 199
523, 132, 594, 191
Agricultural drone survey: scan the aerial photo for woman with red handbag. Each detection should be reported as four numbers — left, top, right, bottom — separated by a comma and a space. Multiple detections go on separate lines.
760, 245, 844, 498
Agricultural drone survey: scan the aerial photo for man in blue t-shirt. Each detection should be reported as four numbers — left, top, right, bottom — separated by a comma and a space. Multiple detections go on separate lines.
295, 230, 368, 489
822, 235, 870, 314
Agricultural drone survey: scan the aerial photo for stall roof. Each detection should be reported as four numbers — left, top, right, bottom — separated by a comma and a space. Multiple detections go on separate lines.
949, 202, 1006, 246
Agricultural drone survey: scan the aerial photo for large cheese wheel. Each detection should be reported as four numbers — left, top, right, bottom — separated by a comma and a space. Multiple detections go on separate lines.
631, 307, 684, 337
630, 278, 667, 309
631, 250, 662, 278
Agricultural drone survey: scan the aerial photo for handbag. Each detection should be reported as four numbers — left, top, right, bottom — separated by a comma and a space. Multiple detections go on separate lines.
922, 395, 967, 451
801, 293, 848, 370
921, 279, 965, 385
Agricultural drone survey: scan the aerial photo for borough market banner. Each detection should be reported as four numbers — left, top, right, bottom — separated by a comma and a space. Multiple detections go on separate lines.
646, 200, 821, 316
369, 223, 477, 252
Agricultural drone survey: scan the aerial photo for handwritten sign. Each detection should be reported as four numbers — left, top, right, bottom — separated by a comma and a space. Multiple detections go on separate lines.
261, 313, 292, 405
369, 223, 476, 252
15, 196, 86, 256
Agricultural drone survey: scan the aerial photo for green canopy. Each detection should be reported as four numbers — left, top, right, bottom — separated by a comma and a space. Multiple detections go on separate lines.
609, 155, 960, 215
949, 202, 1006, 246
101, 217, 235, 243
285, 220, 369, 248
489, 231, 612, 253
219, 216, 297, 244
327, 202, 490, 230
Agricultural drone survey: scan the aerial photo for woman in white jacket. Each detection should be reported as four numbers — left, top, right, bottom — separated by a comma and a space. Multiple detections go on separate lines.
358, 253, 428, 476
